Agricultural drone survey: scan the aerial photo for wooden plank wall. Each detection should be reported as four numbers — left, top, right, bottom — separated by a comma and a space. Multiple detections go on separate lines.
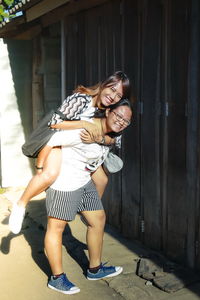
164, 0, 189, 263
39, 0, 200, 269
37, 23, 61, 113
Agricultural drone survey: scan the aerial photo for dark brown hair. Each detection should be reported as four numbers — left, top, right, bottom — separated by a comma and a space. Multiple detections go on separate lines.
74, 71, 131, 108
94, 98, 132, 137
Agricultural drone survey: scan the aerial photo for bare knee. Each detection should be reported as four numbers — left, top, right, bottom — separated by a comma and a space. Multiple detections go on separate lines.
99, 173, 108, 187
47, 219, 67, 235
45, 168, 59, 180
87, 211, 106, 230
40, 168, 59, 185
94, 173, 108, 190
92, 167, 108, 188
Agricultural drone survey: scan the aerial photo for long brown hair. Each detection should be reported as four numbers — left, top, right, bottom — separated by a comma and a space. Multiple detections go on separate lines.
74, 71, 131, 108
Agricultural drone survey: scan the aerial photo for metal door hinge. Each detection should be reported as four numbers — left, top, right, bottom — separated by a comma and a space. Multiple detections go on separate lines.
141, 220, 145, 233
164, 102, 169, 116
138, 101, 143, 115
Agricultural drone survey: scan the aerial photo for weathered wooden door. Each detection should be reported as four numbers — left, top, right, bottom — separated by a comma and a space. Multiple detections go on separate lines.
61, 0, 200, 269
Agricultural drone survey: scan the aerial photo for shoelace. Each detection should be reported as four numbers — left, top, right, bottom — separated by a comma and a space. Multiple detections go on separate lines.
62, 274, 74, 288
100, 262, 114, 272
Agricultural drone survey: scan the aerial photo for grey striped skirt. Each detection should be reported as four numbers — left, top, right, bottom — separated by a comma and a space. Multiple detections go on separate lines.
46, 180, 104, 221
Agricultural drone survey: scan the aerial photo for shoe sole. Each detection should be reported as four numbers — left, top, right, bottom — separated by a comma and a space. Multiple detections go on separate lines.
48, 284, 80, 294
87, 266, 123, 280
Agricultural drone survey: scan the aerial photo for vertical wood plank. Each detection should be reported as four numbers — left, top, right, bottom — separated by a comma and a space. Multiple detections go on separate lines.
76, 12, 86, 85
65, 15, 78, 95
42, 23, 61, 111
100, 0, 124, 229
32, 36, 44, 127
165, 0, 189, 262
121, 0, 141, 239
140, 0, 162, 249
186, 0, 200, 268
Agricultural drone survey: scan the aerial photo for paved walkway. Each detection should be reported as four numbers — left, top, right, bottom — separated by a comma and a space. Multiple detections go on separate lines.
1, 188, 200, 300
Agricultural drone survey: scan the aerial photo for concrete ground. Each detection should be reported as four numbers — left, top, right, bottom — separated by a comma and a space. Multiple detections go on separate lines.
1, 188, 200, 300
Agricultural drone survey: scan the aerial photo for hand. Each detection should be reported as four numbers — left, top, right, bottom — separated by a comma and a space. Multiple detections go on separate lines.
80, 129, 94, 144
82, 121, 102, 140
80, 129, 105, 144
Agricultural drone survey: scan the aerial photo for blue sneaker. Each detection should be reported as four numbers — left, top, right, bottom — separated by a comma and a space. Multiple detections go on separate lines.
87, 263, 123, 280
48, 273, 80, 294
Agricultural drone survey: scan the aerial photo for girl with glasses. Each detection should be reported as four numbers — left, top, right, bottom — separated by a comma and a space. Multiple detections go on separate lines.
9, 71, 131, 235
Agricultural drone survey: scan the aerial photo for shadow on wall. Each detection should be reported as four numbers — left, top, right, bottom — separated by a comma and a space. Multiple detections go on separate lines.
5, 39, 33, 141
2, 39, 35, 178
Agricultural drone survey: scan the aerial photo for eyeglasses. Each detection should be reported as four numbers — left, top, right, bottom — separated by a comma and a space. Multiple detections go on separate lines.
112, 111, 131, 126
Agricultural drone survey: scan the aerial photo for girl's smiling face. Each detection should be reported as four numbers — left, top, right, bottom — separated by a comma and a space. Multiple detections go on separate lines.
106, 105, 132, 133
99, 81, 123, 107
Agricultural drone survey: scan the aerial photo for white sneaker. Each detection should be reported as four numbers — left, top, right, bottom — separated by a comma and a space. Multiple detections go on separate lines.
9, 204, 25, 234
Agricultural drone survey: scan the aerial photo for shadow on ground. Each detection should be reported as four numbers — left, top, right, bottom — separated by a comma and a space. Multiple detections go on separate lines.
104, 222, 200, 295
1, 197, 200, 297
0, 199, 89, 278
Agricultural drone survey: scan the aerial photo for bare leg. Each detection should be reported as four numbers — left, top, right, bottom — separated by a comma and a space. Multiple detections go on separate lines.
9, 147, 62, 234
82, 210, 123, 281
18, 147, 62, 207
91, 166, 108, 199
36, 145, 52, 168
45, 217, 67, 275
80, 210, 106, 268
